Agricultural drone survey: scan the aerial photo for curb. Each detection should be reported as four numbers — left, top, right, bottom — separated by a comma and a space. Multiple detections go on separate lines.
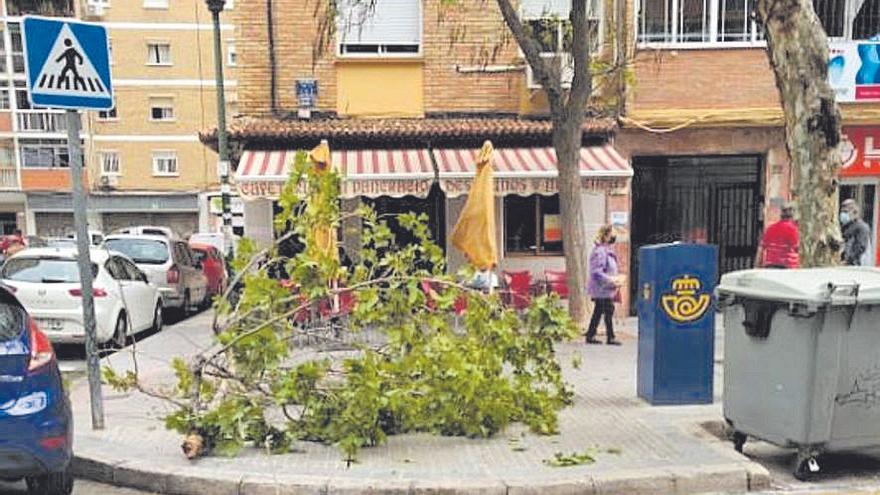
72, 453, 771, 495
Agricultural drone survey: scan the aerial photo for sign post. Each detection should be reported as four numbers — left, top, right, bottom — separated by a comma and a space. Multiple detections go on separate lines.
23, 16, 114, 430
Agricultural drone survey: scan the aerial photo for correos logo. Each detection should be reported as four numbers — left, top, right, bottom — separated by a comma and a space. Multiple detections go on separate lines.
661, 276, 711, 323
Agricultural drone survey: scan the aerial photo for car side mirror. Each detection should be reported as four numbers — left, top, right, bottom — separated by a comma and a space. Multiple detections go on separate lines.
194, 261, 203, 270
140, 273, 149, 283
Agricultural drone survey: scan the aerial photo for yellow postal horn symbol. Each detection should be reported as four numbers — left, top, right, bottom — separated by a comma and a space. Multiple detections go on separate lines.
661, 275, 711, 323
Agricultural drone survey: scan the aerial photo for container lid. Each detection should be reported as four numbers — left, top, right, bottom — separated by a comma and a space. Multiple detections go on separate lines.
717, 267, 880, 305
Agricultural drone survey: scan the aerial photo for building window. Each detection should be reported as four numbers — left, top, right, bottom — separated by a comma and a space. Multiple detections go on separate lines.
97, 106, 117, 120
522, 0, 601, 88
20, 139, 69, 168
227, 41, 237, 66
814, 0, 880, 40
149, 97, 174, 121
152, 151, 178, 176
637, 0, 764, 44
9, 24, 24, 74
504, 194, 563, 255
100, 151, 120, 175
0, 29, 7, 74
336, 0, 422, 56
0, 82, 10, 110
146, 42, 171, 65
143, 0, 168, 8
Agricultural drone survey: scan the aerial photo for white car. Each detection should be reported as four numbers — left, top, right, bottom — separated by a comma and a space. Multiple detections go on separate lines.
0, 247, 163, 347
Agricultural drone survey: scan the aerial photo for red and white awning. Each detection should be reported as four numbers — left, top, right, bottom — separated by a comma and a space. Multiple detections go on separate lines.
433, 145, 631, 197
235, 149, 435, 199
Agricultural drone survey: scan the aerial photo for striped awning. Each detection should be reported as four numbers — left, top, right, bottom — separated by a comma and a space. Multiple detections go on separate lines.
433, 145, 631, 178
434, 145, 631, 197
235, 149, 435, 199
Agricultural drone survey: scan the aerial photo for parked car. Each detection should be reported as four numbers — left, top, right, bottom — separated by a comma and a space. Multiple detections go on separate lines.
103, 234, 207, 316
189, 232, 239, 257
62, 230, 104, 246
189, 242, 227, 299
0, 285, 73, 495
112, 226, 174, 238
0, 248, 163, 348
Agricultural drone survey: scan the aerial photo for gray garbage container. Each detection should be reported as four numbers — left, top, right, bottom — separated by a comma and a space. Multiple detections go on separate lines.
716, 267, 880, 480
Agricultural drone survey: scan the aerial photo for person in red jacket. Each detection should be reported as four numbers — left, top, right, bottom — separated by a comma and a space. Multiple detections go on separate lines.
755, 204, 800, 269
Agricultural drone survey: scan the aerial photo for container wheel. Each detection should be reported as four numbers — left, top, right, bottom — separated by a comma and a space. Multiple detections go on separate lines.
793, 455, 820, 481
732, 431, 747, 453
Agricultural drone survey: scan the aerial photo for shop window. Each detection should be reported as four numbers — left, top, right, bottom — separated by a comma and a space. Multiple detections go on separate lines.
504, 194, 563, 255
637, 0, 763, 43
812, 0, 880, 39
336, 0, 421, 57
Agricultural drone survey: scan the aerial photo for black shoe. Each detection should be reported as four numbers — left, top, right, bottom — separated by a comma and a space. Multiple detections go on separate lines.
586, 338, 602, 345
606, 339, 622, 346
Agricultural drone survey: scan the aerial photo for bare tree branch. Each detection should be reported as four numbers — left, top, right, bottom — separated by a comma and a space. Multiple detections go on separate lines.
494, 0, 563, 107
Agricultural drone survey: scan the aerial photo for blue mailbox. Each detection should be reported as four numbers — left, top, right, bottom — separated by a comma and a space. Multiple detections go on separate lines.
637, 243, 717, 405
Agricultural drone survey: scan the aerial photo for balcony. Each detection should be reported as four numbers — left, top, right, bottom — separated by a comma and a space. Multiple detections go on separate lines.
16, 111, 67, 133
0, 168, 18, 190
6, 0, 74, 16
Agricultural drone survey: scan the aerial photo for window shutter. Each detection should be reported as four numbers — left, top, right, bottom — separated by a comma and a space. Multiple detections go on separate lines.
522, 0, 570, 18
337, 0, 421, 46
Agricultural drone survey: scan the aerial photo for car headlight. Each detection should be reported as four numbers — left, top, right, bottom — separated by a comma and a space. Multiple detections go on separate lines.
1, 392, 48, 416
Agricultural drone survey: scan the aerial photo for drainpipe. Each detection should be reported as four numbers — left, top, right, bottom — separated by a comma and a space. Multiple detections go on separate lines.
267, 0, 278, 115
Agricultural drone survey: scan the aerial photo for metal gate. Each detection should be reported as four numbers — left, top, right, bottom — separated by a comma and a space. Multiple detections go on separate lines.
630, 155, 763, 311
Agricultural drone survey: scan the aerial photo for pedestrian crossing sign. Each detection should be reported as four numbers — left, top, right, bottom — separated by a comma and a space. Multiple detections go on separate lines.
22, 16, 113, 110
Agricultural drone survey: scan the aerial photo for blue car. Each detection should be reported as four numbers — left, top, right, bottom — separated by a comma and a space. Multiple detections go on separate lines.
0, 286, 73, 494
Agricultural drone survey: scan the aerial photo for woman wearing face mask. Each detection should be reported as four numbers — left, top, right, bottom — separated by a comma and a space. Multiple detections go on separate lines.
586, 224, 622, 345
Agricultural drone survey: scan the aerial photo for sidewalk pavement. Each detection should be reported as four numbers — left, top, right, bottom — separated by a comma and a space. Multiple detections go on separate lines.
69, 312, 770, 495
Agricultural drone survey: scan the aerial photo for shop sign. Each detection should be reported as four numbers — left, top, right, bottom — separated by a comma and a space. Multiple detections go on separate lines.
829, 42, 880, 103
840, 127, 880, 177
341, 179, 433, 199
238, 178, 433, 200
441, 177, 626, 198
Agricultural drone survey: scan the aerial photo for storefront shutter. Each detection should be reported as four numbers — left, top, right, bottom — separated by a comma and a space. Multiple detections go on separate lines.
337, 0, 421, 46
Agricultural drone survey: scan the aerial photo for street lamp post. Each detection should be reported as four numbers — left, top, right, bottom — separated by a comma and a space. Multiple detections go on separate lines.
206, 0, 232, 256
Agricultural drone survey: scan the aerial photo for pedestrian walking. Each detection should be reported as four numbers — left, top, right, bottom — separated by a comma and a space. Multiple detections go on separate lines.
841, 199, 872, 266
754, 203, 799, 269
586, 224, 622, 346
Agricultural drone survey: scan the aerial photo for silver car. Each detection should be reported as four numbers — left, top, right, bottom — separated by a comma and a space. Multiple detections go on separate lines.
103, 234, 207, 315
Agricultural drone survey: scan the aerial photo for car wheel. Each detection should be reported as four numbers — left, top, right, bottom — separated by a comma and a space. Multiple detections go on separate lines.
101, 314, 127, 350
153, 303, 163, 332
26, 468, 73, 495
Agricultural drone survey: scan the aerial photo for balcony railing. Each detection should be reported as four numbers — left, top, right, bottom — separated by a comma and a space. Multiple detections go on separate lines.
16, 111, 67, 133
6, 0, 75, 16
0, 168, 19, 190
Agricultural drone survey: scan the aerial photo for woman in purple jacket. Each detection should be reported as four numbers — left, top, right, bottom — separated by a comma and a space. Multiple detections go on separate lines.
586, 225, 622, 345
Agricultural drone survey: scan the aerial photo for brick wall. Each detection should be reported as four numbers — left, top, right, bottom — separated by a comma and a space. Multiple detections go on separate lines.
630, 48, 780, 113
235, 0, 337, 116
235, 0, 534, 117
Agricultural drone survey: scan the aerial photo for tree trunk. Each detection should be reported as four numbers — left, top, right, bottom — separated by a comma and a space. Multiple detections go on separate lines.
757, 0, 843, 266
554, 119, 589, 327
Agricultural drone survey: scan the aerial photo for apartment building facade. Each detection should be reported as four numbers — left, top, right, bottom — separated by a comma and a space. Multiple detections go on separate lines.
0, 0, 237, 238
620, 0, 880, 302
221, 0, 634, 307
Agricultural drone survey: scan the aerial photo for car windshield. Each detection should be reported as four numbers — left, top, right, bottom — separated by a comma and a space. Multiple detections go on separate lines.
0, 302, 23, 342
191, 249, 207, 264
1, 257, 98, 283
105, 238, 169, 265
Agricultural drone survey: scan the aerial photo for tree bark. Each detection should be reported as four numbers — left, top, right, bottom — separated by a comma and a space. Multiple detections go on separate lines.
756, 0, 843, 266
495, 0, 593, 326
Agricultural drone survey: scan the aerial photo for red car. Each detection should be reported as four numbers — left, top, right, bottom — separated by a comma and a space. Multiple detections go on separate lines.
188, 243, 227, 299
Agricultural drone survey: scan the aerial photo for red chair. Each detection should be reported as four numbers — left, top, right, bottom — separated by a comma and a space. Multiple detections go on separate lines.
544, 270, 569, 298
501, 271, 532, 310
